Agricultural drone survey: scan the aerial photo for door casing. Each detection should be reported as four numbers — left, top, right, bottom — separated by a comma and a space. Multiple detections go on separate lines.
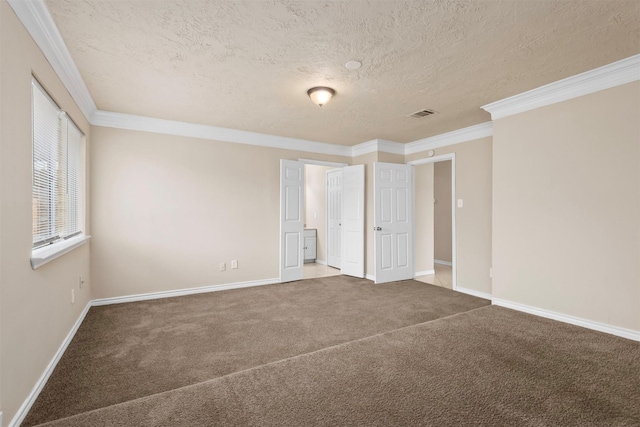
408, 154, 457, 290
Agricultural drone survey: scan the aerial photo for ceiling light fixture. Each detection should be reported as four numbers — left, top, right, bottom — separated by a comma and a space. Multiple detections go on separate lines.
307, 86, 335, 107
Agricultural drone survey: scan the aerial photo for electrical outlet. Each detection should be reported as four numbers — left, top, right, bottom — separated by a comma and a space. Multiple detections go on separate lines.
71, 289, 75, 304
231, 260, 238, 269
220, 262, 226, 272
79, 275, 85, 289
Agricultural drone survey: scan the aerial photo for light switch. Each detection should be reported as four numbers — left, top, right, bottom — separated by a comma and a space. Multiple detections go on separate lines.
457, 199, 463, 208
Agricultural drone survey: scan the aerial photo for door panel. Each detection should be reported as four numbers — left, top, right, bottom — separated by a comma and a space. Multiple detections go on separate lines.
327, 169, 342, 268
280, 160, 304, 282
340, 164, 365, 278
374, 162, 414, 284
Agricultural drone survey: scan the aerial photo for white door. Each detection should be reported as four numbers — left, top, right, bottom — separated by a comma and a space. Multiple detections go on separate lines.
280, 160, 304, 282
374, 162, 414, 284
341, 164, 365, 278
326, 169, 342, 268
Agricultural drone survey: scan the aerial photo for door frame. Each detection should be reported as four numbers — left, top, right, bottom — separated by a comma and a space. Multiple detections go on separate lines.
408, 154, 457, 291
299, 158, 348, 267
277, 159, 348, 283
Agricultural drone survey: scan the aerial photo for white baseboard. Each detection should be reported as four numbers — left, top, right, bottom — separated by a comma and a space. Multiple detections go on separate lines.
492, 298, 640, 342
414, 270, 435, 277
10, 302, 92, 427
314, 259, 327, 265
11, 277, 280, 426
456, 286, 492, 300
92, 278, 280, 306
365, 274, 375, 281
434, 259, 452, 266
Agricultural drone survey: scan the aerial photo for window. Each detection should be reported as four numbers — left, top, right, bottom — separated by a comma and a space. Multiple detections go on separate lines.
31, 79, 86, 266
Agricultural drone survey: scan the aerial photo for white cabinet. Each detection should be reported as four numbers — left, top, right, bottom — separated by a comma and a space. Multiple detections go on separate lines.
303, 229, 317, 263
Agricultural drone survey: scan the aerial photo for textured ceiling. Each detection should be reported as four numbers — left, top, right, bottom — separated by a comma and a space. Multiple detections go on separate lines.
45, 0, 640, 146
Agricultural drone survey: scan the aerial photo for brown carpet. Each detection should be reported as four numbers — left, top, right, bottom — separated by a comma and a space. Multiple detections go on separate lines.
24, 275, 489, 425
36, 306, 640, 427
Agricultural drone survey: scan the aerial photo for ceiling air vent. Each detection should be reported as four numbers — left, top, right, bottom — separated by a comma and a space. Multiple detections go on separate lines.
408, 109, 437, 118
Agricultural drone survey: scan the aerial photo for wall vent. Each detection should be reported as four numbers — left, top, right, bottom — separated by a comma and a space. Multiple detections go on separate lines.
408, 109, 437, 118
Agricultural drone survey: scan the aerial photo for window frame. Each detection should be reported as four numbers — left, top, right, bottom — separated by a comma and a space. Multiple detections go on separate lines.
30, 78, 89, 269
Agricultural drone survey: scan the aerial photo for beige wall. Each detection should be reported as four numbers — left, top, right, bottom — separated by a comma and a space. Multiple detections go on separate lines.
434, 161, 452, 263
90, 126, 350, 299
406, 137, 493, 296
415, 163, 434, 273
304, 164, 333, 263
0, 2, 92, 424
492, 82, 640, 331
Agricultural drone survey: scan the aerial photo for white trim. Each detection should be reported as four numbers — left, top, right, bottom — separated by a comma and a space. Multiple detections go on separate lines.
351, 139, 404, 157
313, 259, 328, 266
414, 270, 435, 277
405, 122, 492, 155
434, 259, 453, 266
30, 235, 91, 269
365, 273, 375, 281
9, 302, 92, 427
482, 54, 640, 120
492, 298, 640, 342
92, 278, 279, 306
408, 153, 457, 291
7, 0, 97, 121
457, 287, 492, 300
376, 139, 405, 155
91, 111, 352, 157
299, 159, 348, 168
9, 276, 278, 426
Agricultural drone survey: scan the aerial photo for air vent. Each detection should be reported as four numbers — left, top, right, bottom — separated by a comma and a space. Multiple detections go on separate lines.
408, 109, 437, 118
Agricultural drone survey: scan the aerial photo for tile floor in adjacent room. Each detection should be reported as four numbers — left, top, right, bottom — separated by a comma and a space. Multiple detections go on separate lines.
414, 263, 453, 289
304, 262, 453, 290
304, 262, 342, 279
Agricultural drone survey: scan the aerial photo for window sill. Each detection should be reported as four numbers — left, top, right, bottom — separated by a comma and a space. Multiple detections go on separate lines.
31, 235, 91, 269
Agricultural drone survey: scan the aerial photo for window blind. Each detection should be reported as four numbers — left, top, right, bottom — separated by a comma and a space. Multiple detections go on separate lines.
32, 79, 84, 249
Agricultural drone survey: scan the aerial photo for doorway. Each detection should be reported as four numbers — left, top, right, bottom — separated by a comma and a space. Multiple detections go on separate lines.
303, 163, 341, 279
408, 154, 457, 290
279, 159, 364, 283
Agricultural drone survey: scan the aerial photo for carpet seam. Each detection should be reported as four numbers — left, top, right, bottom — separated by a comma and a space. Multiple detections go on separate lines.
32, 304, 493, 426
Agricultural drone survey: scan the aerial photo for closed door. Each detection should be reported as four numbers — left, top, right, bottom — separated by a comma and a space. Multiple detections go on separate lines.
374, 162, 414, 284
326, 169, 342, 269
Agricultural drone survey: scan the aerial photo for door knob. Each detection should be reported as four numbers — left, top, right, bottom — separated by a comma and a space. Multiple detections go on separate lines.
374, 227, 382, 231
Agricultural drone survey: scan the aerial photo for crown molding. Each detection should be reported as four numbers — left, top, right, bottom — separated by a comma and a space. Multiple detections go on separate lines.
405, 122, 493, 155
351, 140, 379, 157
482, 54, 640, 120
377, 139, 406, 155
351, 139, 404, 157
8, 0, 97, 121
91, 110, 352, 157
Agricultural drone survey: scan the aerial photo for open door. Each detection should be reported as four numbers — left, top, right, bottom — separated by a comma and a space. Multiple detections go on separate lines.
374, 162, 414, 284
341, 165, 365, 278
326, 169, 342, 269
280, 160, 304, 282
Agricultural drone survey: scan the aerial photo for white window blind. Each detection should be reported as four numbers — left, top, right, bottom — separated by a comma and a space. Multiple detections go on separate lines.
32, 79, 84, 249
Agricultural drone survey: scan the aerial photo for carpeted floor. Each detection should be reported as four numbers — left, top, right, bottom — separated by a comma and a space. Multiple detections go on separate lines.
36, 305, 640, 427
24, 275, 490, 425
